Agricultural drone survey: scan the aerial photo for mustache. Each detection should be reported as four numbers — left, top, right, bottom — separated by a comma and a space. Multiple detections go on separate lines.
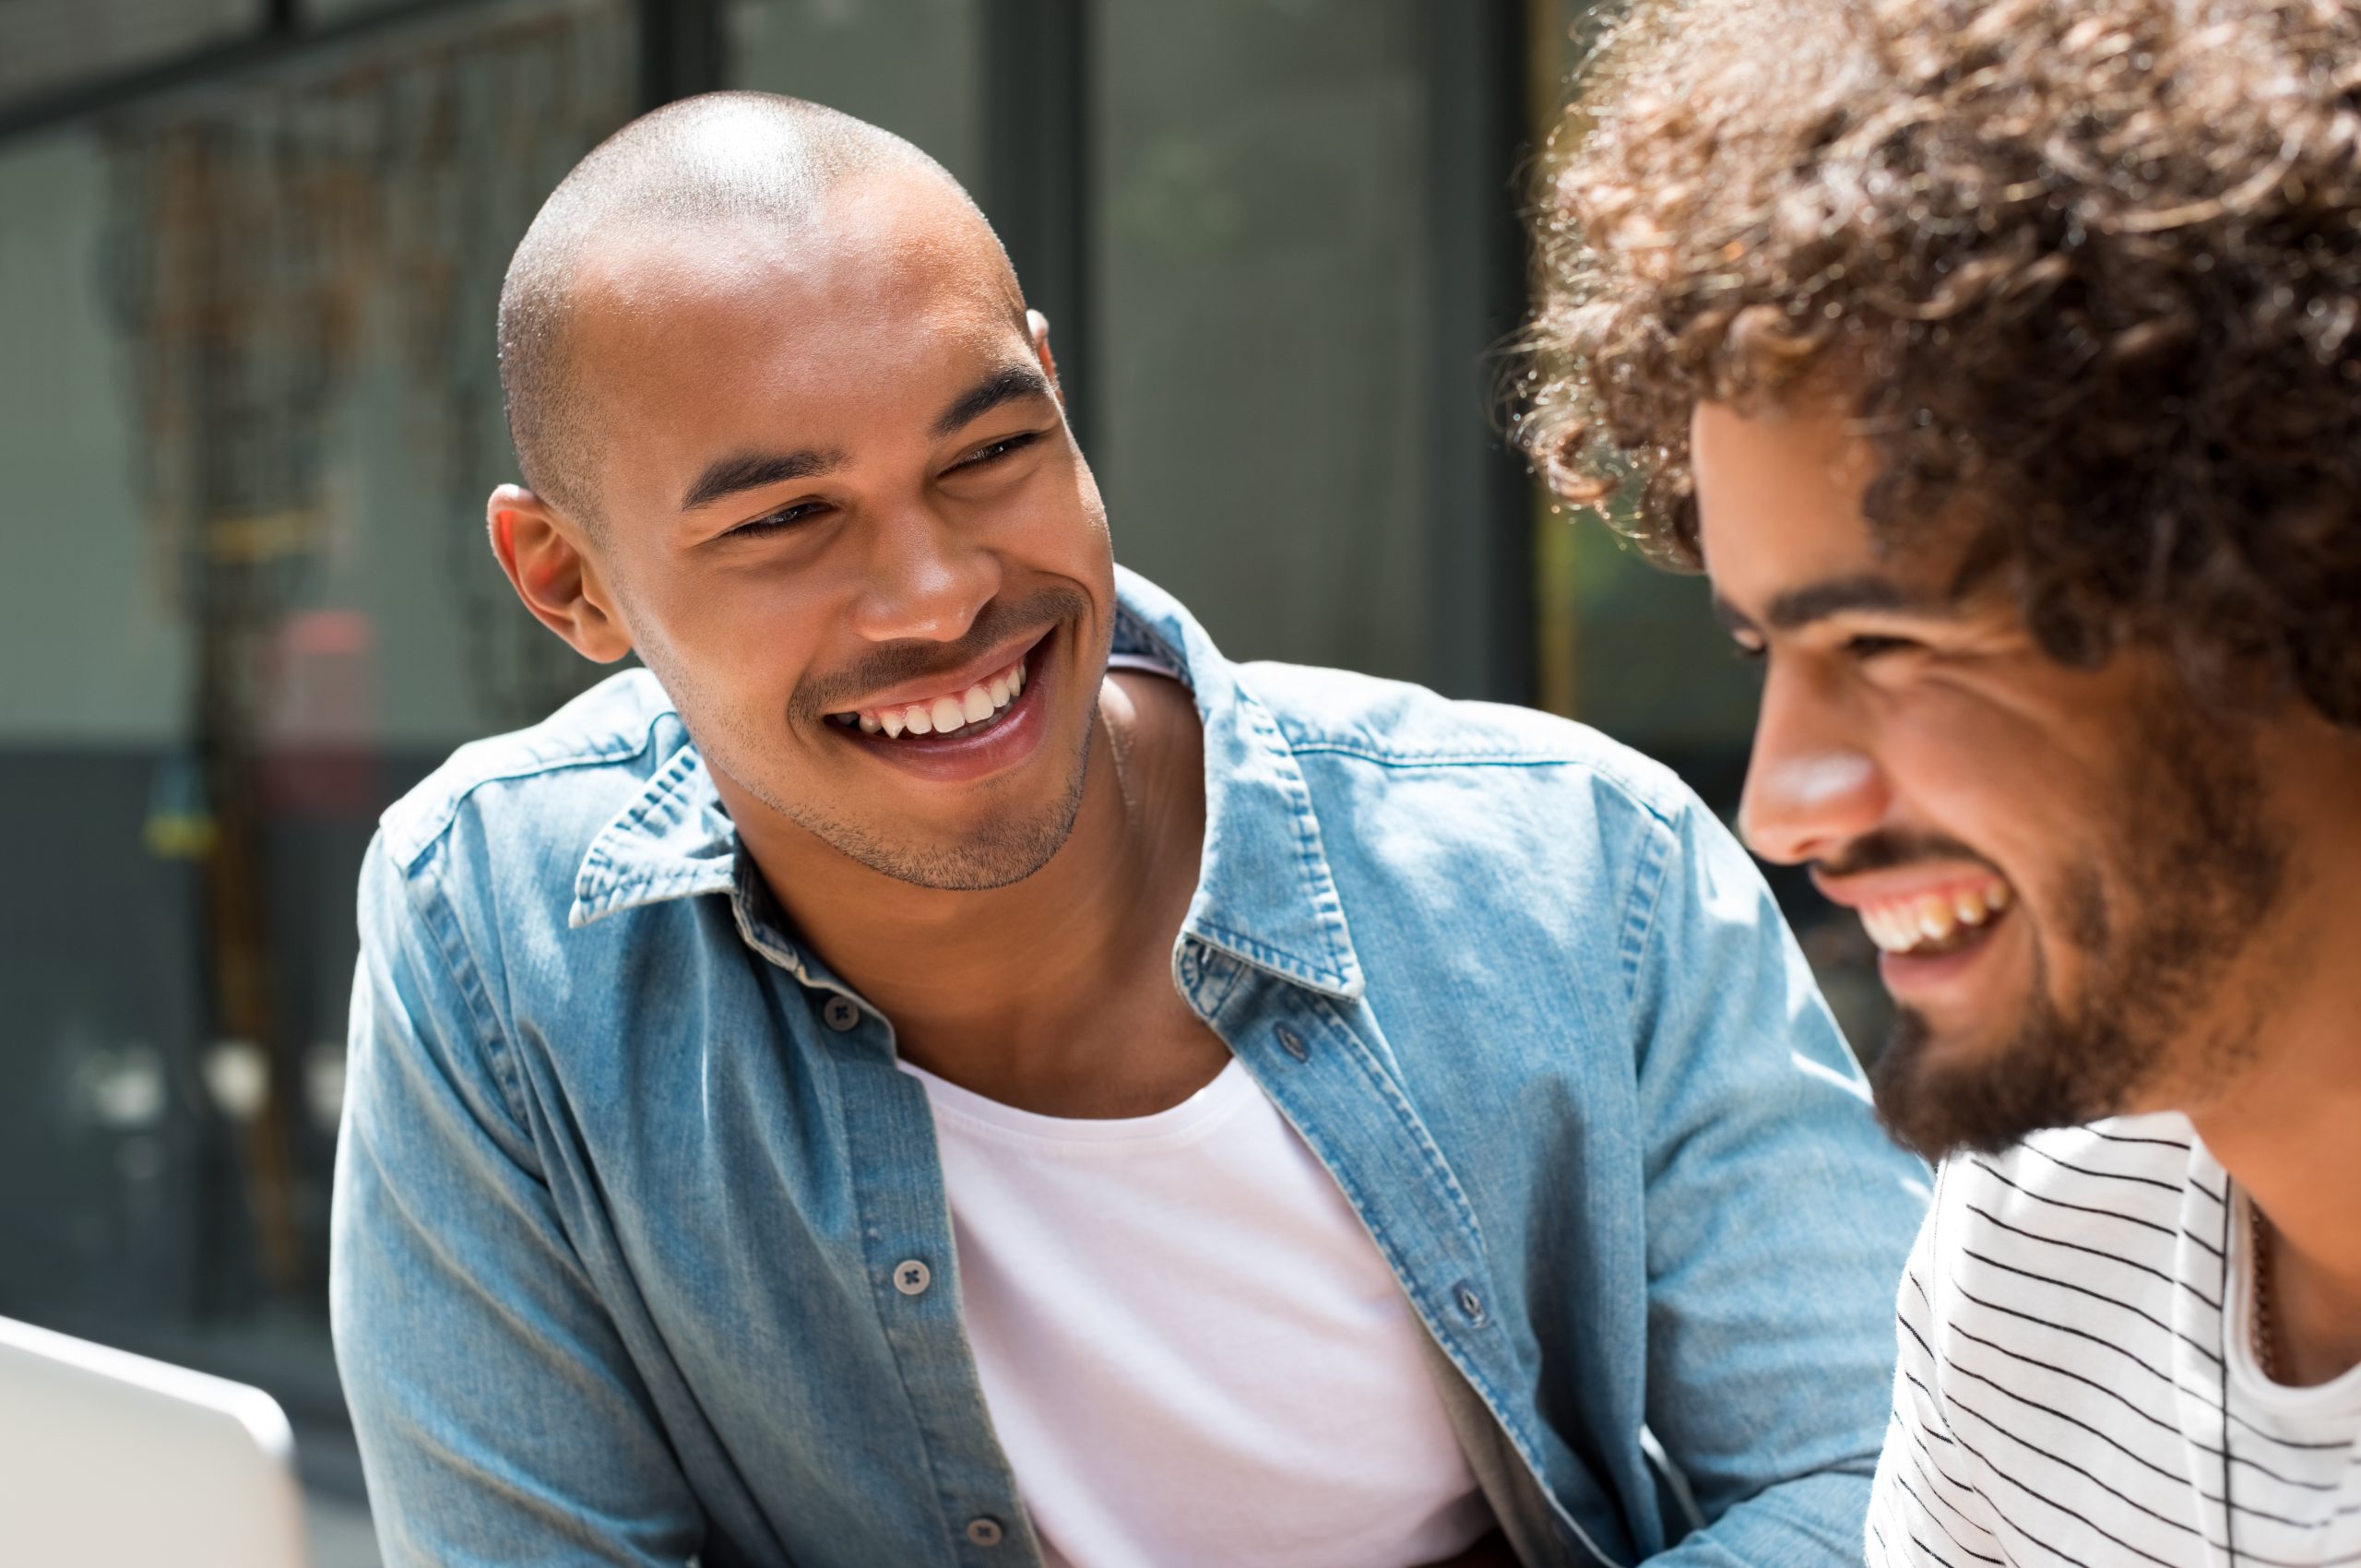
1815, 829, 1997, 881
789, 585, 1091, 723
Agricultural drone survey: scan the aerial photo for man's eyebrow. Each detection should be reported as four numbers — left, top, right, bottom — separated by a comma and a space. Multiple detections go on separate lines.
1712, 595, 1760, 637
1761, 573, 1953, 631
931, 362, 1054, 440
1714, 574, 1964, 636
680, 446, 846, 512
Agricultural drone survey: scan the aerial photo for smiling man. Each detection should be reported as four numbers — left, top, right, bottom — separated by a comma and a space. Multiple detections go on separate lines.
330, 92, 1927, 1568
1518, 1, 2361, 1564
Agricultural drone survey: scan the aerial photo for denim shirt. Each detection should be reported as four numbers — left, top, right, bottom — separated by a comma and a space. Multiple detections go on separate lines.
331, 567, 1927, 1568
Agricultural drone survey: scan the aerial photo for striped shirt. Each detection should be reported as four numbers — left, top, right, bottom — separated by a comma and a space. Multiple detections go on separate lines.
1868, 1112, 2361, 1568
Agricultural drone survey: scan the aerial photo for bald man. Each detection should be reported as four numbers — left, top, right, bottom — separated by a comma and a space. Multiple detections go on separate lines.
329, 93, 1925, 1568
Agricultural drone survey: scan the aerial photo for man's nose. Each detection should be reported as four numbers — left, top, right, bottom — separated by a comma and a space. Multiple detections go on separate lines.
1738, 663, 1889, 865
847, 499, 1002, 645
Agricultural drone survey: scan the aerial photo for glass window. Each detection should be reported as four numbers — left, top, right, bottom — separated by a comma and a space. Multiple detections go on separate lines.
0, 8, 639, 1562
0, 0, 266, 110
1093, 0, 1435, 682
726, 0, 985, 189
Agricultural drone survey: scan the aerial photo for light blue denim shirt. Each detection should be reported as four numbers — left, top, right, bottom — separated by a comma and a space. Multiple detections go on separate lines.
332, 567, 1927, 1568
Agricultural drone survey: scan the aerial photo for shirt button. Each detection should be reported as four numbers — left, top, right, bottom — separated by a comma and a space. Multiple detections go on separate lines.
822, 995, 860, 1032
965, 1516, 1004, 1547
893, 1259, 931, 1296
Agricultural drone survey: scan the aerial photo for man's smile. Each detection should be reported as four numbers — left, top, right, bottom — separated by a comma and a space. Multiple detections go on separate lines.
820, 628, 1062, 785
1814, 865, 2020, 995
832, 649, 1029, 739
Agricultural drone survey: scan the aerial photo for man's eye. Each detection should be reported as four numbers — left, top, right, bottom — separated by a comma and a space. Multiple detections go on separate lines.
1731, 638, 1767, 665
1845, 634, 1918, 660
728, 502, 825, 539
954, 432, 1039, 470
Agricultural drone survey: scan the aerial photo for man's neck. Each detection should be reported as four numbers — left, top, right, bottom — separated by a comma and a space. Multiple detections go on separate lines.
2187, 726, 2361, 1387
724, 671, 1212, 1107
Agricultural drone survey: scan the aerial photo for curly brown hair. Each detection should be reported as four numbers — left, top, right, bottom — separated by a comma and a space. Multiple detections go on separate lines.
1515, 0, 2361, 723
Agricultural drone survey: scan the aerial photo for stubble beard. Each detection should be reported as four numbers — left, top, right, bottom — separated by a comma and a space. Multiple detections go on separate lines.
1869, 701, 2287, 1161
739, 704, 1100, 891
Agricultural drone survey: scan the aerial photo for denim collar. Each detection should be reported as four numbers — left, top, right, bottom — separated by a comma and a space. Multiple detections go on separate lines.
566, 566, 1367, 1001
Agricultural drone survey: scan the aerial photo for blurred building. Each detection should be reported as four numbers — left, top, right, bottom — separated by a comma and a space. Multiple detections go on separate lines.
0, 0, 1878, 1556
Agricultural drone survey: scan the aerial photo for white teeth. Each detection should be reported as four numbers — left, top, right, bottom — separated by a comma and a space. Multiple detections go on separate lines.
1860, 878, 2014, 955
848, 654, 1033, 742
1916, 896, 1957, 942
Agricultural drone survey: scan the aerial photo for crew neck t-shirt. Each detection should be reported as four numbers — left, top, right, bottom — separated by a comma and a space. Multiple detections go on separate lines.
1868, 1112, 2361, 1567
901, 1055, 1493, 1568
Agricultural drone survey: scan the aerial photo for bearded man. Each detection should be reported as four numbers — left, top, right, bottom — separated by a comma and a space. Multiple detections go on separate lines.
1519, 2, 2361, 1564
327, 91, 1925, 1568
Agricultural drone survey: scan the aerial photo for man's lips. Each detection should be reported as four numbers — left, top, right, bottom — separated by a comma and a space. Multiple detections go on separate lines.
1814, 862, 2016, 958
824, 630, 1050, 736
824, 632, 1058, 785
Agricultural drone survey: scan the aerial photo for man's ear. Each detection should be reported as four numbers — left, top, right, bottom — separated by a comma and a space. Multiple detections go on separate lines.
486, 483, 635, 664
1027, 309, 1063, 410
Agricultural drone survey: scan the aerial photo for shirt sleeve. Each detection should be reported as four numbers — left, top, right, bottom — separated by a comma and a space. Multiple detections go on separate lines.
1623, 801, 1932, 1566
330, 835, 703, 1567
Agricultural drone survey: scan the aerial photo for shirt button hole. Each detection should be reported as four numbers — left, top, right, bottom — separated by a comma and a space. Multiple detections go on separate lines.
1275, 1025, 1309, 1061
1454, 1282, 1488, 1325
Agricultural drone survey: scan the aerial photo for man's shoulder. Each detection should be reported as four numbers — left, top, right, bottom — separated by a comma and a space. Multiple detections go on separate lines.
376, 667, 686, 876
1240, 659, 1697, 829
1916, 1112, 2203, 1313
1933, 1112, 2202, 1222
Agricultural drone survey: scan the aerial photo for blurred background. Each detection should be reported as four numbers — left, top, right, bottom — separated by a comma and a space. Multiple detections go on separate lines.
0, 0, 1883, 1560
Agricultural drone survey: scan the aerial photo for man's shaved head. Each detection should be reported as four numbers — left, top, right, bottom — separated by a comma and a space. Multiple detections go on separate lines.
486, 86, 1105, 895
497, 91, 999, 523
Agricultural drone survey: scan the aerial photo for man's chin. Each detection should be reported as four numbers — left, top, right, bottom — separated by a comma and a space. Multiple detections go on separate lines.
825, 805, 1081, 892
1868, 1004, 2140, 1162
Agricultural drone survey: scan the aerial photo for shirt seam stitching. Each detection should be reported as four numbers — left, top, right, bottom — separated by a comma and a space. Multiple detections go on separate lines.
387, 707, 672, 873
1283, 742, 1590, 768
1618, 809, 1678, 1025
406, 838, 535, 1138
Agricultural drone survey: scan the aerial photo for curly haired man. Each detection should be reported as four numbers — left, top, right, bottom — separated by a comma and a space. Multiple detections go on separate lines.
1520, 1, 2361, 1563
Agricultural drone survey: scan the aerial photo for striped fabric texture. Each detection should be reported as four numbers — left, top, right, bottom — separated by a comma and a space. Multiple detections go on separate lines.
1869, 1114, 2361, 1568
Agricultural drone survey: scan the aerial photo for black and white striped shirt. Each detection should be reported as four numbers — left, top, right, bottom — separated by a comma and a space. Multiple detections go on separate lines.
1868, 1113, 2361, 1568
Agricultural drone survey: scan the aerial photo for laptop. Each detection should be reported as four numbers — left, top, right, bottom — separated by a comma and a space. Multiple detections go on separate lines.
0, 1313, 312, 1567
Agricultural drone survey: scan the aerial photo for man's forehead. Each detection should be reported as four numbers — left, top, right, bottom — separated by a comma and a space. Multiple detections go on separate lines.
566, 212, 1026, 448
1694, 401, 1880, 576
569, 202, 1014, 346
1692, 398, 1987, 627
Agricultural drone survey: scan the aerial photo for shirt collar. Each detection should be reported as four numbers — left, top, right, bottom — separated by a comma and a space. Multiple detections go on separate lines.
568, 565, 1366, 1001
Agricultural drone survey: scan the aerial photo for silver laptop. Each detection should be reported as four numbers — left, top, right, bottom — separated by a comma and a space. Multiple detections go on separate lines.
0, 1313, 311, 1567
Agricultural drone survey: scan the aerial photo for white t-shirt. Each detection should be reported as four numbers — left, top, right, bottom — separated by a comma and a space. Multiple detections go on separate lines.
1868, 1112, 2361, 1568
903, 1055, 1494, 1568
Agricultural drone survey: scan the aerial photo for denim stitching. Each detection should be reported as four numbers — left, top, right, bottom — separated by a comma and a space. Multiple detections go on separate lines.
1618, 813, 1677, 1021
1240, 692, 1361, 989
386, 707, 672, 871
1310, 992, 1489, 1258
410, 842, 533, 1139
573, 744, 719, 911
